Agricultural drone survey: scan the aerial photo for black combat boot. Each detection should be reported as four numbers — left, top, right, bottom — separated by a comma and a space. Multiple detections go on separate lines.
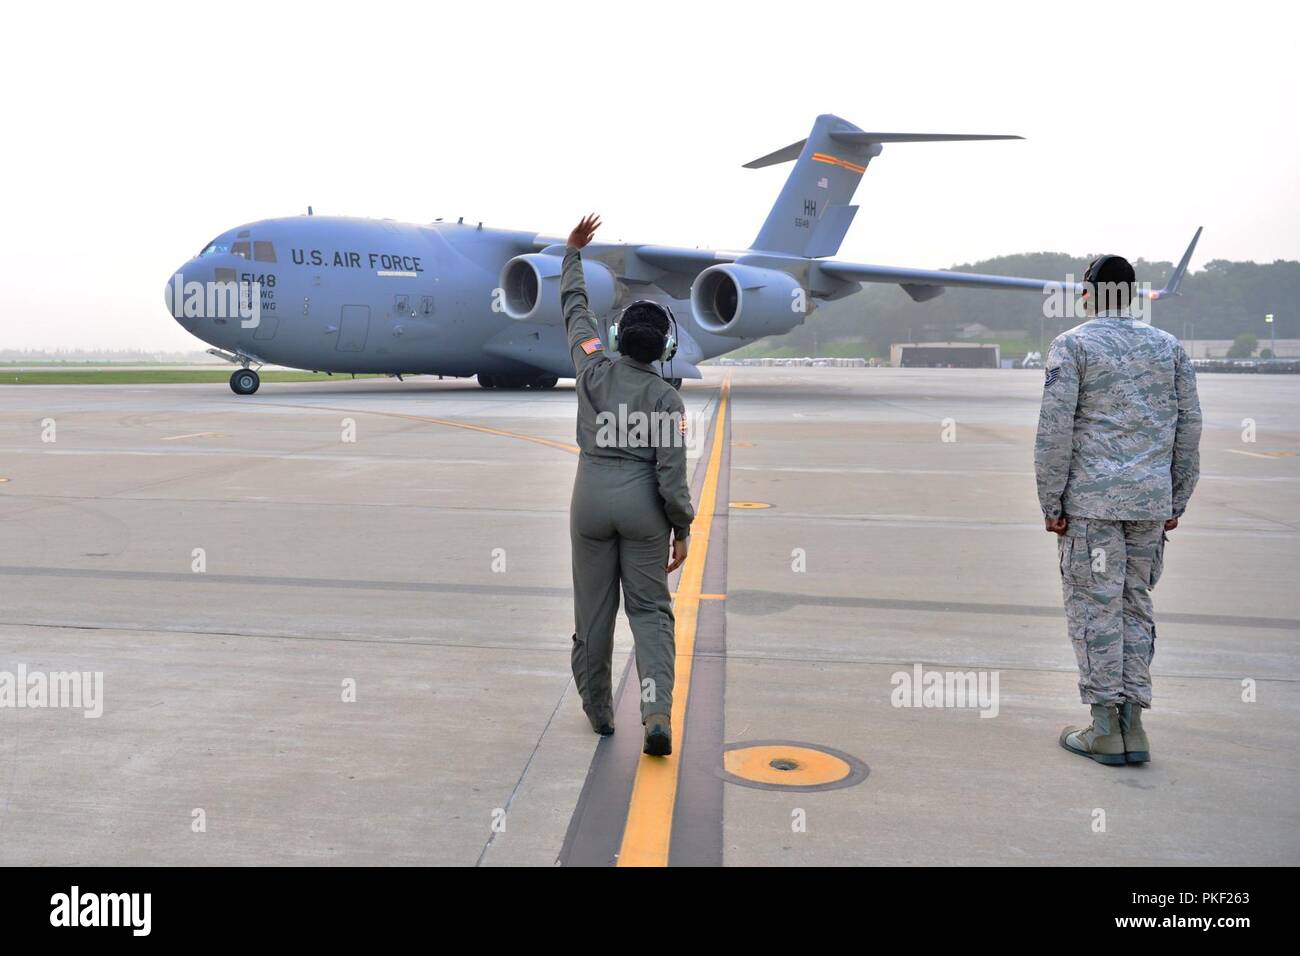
643, 713, 672, 756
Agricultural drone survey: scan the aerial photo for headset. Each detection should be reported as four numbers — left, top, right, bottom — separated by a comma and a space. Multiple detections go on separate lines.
609, 300, 679, 365
1083, 254, 1117, 288
1082, 254, 1133, 313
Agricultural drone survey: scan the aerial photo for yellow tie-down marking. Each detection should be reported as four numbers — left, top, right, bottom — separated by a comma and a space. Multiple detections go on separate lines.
1225, 449, 1296, 459
618, 374, 730, 867
160, 431, 225, 441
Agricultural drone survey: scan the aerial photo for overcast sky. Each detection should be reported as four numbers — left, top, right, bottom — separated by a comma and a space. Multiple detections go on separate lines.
2, 0, 1296, 350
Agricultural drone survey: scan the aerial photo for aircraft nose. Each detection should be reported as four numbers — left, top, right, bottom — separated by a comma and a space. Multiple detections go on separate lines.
164, 268, 183, 321
165, 260, 203, 324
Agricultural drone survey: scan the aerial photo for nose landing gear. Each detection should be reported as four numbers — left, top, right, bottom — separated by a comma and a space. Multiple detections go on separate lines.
230, 369, 260, 395
207, 348, 265, 396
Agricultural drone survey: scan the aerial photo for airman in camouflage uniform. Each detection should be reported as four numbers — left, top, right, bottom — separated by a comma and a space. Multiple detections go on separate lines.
1034, 255, 1202, 764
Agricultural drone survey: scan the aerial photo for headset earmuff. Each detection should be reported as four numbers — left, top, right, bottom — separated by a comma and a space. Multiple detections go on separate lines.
661, 304, 679, 363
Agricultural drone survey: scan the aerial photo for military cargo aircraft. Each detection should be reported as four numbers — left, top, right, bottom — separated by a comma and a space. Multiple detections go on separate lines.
166, 113, 1200, 394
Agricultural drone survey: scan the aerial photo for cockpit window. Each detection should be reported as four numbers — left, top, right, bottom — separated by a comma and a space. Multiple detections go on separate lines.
253, 241, 277, 263
231, 241, 251, 259
200, 240, 231, 257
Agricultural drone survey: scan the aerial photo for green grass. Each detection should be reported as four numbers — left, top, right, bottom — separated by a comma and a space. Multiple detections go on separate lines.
0, 361, 184, 367
1, 369, 387, 385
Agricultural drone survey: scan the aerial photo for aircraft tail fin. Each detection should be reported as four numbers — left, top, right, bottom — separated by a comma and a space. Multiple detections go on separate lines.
746, 115, 1022, 258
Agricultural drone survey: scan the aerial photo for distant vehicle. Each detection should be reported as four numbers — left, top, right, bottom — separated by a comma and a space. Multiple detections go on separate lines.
166, 113, 1201, 395
1021, 351, 1044, 369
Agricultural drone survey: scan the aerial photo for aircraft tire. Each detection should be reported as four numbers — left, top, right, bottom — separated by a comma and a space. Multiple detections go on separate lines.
535, 376, 558, 390
230, 369, 260, 395
666, 377, 683, 390
478, 374, 496, 389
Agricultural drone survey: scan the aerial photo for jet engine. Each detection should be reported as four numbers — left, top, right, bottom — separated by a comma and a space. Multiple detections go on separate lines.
690, 263, 805, 339
498, 253, 616, 325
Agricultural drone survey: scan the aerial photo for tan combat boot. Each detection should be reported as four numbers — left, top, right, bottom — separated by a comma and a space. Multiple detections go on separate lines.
1119, 702, 1150, 764
1059, 704, 1126, 765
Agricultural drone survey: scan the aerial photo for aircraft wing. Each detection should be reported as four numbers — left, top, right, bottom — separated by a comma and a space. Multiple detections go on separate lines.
817, 260, 1076, 303
634, 246, 739, 272
818, 227, 1202, 302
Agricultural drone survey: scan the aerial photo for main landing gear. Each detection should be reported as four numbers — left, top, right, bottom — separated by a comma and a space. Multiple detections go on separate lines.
478, 374, 558, 390
230, 369, 260, 395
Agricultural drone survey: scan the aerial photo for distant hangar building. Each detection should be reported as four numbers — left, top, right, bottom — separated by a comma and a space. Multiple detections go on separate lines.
891, 342, 1001, 368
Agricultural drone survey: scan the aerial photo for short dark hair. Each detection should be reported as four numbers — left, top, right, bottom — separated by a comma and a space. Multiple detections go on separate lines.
618, 302, 669, 363
1084, 254, 1136, 312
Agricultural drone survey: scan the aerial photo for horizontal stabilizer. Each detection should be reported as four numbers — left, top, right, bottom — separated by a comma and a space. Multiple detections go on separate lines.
743, 139, 808, 169
744, 131, 1023, 168
830, 131, 1023, 147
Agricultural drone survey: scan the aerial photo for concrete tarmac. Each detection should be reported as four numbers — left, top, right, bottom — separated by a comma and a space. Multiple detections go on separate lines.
0, 368, 1296, 865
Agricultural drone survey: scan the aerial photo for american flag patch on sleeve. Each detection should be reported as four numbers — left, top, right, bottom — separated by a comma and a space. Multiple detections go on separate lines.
579, 337, 603, 355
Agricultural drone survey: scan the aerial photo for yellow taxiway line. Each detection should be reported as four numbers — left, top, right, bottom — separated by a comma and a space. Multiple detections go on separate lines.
617, 373, 730, 867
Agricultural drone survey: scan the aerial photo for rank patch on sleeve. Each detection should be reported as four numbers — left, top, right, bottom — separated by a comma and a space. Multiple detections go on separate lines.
579, 337, 603, 355
1044, 367, 1060, 387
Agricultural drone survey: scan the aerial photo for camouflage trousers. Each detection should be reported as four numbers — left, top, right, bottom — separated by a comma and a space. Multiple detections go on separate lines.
1058, 517, 1167, 708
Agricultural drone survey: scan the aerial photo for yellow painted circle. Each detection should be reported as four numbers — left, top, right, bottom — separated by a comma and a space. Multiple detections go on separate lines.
729, 501, 771, 510
723, 745, 852, 787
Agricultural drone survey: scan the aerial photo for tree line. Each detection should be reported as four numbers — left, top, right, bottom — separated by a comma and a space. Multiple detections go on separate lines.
743, 253, 1299, 358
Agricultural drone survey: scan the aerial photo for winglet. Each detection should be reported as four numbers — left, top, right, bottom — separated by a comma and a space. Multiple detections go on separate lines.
1151, 226, 1203, 299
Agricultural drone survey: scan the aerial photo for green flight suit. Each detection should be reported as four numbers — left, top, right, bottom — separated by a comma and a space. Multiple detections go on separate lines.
561, 245, 694, 729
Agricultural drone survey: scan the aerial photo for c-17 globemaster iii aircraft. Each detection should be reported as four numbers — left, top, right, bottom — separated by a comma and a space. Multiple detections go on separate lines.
166, 113, 1201, 394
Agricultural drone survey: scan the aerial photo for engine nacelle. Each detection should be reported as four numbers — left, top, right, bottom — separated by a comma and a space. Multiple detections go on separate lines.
690, 263, 805, 338
498, 253, 616, 325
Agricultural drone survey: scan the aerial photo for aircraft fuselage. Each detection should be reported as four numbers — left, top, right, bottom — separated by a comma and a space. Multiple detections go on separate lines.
167, 216, 725, 383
